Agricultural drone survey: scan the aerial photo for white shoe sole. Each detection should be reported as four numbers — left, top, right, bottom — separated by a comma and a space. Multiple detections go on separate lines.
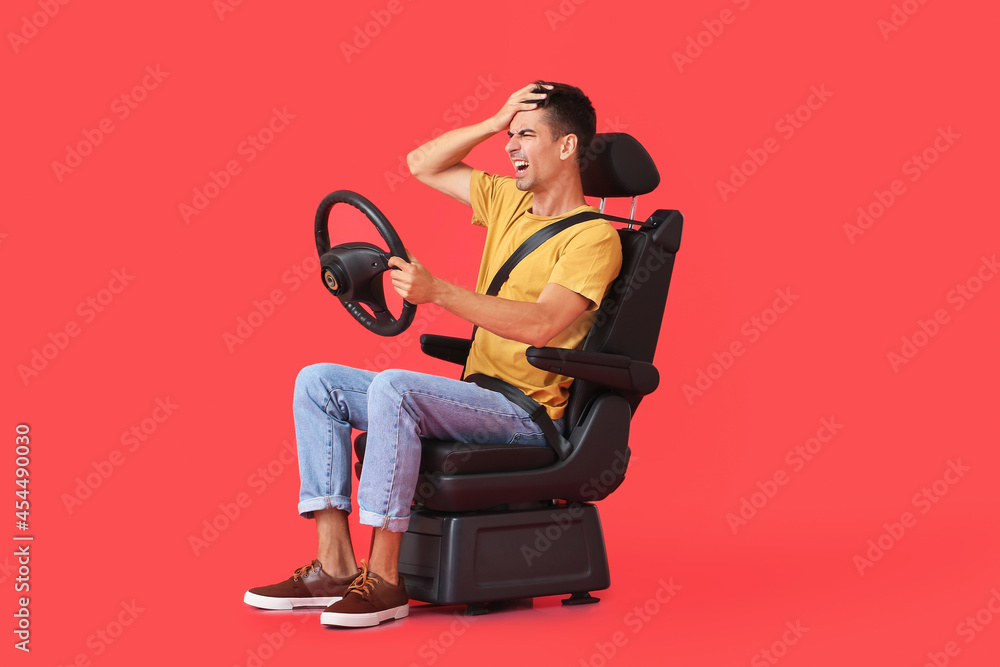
244, 591, 342, 610
320, 604, 409, 627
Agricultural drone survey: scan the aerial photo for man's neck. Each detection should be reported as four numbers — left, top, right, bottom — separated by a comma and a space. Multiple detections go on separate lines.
529, 171, 587, 218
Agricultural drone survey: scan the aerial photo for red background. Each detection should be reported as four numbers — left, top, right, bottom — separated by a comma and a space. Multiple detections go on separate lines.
4, 1, 998, 665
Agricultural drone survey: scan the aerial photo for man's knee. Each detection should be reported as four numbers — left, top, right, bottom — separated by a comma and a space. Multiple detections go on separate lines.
368, 368, 405, 398
294, 363, 328, 398
293, 362, 355, 406
368, 369, 427, 407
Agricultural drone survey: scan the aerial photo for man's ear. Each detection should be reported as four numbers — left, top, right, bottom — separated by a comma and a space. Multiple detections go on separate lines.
559, 133, 578, 162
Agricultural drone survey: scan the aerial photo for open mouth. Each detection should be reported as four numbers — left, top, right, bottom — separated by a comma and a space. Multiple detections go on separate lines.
513, 158, 529, 176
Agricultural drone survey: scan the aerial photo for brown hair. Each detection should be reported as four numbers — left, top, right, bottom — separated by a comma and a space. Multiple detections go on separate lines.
532, 81, 597, 166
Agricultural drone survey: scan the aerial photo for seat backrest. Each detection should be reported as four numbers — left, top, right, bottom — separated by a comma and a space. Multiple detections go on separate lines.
560, 133, 682, 429
563, 214, 681, 428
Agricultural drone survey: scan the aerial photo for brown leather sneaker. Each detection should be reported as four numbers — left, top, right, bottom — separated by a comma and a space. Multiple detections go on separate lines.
244, 560, 358, 610
319, 560, 409, 627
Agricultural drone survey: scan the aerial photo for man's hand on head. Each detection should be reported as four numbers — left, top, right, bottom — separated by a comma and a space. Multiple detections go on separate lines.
487, 83, 554, 134
388, 254, 441, 305
406, 82, 555, 205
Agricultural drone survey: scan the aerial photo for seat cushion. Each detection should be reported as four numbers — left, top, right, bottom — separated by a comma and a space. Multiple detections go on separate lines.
353, 433, 557, 476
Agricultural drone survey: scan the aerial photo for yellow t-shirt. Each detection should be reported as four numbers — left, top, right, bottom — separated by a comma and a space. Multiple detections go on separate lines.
464, 169, 623, 420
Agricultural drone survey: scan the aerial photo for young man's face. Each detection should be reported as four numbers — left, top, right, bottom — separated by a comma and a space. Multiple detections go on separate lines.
504, 108, 572, 192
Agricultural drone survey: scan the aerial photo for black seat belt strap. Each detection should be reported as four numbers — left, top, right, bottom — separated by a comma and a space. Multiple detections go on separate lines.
464, 210, 604, 459
471, 210, 604, 338
485, 211, 604, 297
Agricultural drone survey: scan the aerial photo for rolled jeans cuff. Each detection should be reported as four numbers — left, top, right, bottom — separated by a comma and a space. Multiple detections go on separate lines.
298, 495, 351, 519
358, 507, 410, 532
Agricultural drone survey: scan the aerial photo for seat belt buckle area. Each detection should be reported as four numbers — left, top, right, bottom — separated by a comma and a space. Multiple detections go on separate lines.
528, 403, 547, 422
464, 373, 572, 460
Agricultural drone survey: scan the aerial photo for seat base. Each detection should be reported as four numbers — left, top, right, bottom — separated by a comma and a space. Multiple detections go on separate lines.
399, 503, 610, 606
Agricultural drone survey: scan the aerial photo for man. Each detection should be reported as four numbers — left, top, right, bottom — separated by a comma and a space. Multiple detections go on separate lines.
244, 81, 622, 628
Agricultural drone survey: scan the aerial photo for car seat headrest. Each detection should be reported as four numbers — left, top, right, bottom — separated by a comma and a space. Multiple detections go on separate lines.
580, 133, 660, 199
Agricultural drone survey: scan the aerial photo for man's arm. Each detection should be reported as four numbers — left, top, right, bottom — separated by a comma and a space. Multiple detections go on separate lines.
406, 83, 552, 206
388, 255, 589, 349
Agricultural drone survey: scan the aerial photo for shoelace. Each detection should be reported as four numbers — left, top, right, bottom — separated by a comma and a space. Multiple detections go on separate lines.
291, 561, 318, 581
345, 560, 379, 599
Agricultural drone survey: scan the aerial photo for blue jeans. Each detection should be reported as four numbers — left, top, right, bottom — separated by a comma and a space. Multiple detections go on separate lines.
293, 364, 561, 531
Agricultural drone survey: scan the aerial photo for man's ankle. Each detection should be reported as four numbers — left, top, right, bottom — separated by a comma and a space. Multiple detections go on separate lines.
317, 557, 357, 579
368, 564, 399, 586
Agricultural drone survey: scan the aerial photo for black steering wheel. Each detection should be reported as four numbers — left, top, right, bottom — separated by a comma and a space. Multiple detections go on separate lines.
314, 190, 416, 337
